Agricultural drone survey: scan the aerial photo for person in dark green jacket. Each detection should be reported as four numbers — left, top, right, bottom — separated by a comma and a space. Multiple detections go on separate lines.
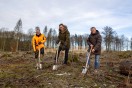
55, 23, 70, 65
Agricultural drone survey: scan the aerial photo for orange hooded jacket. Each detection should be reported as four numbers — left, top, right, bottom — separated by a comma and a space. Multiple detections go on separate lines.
32, 34, 46, 52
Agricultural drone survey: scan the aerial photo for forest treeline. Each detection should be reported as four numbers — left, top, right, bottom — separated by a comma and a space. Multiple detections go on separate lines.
0, 19, 132, 52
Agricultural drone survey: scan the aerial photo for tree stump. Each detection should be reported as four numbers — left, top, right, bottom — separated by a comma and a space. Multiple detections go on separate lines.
119, 60, 132, 75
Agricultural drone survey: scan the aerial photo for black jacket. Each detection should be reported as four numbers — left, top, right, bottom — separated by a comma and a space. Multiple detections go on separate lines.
87, 30, 102, 55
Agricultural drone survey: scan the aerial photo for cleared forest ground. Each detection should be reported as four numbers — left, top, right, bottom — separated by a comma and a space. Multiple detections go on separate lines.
0, 51, 132, 88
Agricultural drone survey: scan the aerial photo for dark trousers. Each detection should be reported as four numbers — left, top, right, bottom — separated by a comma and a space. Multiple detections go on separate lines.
35, 48, 44, 59
54, 47, 69, 64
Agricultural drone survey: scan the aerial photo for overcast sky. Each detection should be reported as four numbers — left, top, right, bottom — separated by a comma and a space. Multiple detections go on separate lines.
0, 0, 132, 38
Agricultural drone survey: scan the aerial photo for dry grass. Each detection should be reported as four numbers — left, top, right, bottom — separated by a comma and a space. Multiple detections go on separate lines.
0, 51, 131, 88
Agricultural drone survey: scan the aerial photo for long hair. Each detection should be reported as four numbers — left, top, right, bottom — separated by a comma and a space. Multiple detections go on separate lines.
59, 23, 67, 31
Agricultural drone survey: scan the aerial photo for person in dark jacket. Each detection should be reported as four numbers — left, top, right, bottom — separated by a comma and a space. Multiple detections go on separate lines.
87, 27, 102, 73
55, 23, 70, 65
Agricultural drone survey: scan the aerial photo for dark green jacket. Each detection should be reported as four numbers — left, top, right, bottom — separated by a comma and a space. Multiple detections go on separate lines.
58, 28, 70, 49
87, 30, 102, 55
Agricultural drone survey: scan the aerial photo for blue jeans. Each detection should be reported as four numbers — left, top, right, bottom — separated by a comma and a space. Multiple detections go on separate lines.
88, 54, 100, 69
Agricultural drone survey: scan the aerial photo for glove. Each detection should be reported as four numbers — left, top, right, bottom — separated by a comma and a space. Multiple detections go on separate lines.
62, 46, 66, 51
87, 48, 90, 52
34, 50, 38, 54
60, 40, 65, 44
62, 43, 67, 50
56, 40, 59, 44
38, 42, 42, 45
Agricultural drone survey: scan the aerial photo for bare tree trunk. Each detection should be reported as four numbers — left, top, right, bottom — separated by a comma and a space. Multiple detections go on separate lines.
14, 19, 22, 52
2, 39, 5, 51
16, 37, 19, 52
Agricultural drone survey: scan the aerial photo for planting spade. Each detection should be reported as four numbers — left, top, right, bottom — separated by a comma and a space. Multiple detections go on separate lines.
38, 47, 42, 70
81, 48, 92, 74
52, 42, 60, 70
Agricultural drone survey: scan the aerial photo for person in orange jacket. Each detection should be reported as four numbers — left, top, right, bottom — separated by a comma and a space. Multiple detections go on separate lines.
32, 27, 46, 69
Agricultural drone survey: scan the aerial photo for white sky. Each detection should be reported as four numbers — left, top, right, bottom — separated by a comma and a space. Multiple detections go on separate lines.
0, 0, 132, 38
